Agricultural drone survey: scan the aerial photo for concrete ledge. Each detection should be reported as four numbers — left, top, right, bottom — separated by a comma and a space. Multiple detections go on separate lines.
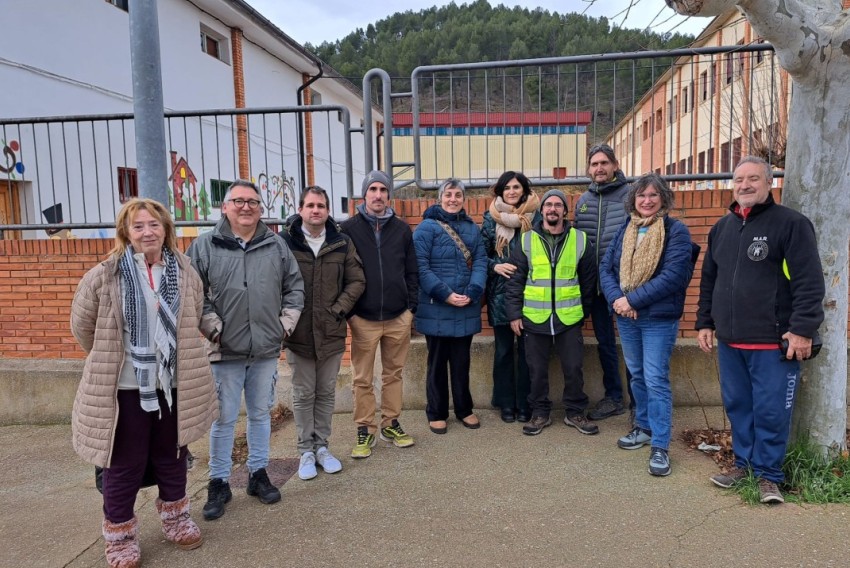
0, 359, 84, 425
4, 337, 844, 424
257, 337, 729, 416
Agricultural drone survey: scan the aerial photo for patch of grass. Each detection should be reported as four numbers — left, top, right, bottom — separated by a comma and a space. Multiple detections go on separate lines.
732, 439, 850, 505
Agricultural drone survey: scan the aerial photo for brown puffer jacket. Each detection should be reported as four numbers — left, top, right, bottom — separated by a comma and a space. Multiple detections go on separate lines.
282, 216, 365, 360
70, 251, 218, 468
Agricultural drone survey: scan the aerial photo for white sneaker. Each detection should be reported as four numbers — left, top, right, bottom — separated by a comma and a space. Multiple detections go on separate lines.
315, 447, 342, 474
298, 451, 317, 480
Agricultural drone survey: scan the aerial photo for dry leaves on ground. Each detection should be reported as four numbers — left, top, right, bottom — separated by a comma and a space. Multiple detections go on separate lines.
231, 402, 292, 465
681, 428, 736, 471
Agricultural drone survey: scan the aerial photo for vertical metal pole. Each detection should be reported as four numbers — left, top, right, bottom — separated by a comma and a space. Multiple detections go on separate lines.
129, 0, 168, 204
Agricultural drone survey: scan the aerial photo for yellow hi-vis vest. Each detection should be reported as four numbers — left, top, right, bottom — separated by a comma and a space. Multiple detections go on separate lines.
521, 228, 586, 326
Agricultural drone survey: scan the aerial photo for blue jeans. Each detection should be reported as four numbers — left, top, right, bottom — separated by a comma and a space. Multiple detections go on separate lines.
209, 357, 279, 479
617, 316, 678, 450
717, 343, 799, 483
590, 294, 626, 402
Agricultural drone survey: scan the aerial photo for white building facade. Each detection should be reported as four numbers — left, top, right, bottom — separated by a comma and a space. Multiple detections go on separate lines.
0, 0, 375, 238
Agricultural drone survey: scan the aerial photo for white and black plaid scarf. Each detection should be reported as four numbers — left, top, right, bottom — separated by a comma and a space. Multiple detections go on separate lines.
119, 246, 180, 413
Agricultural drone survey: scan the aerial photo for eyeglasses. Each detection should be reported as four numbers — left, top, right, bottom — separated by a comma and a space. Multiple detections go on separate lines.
542, 202, 565, 209
228, 198, 261, 209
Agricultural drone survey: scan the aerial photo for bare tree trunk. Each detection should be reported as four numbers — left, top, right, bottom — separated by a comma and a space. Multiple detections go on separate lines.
783, 77, 849, 453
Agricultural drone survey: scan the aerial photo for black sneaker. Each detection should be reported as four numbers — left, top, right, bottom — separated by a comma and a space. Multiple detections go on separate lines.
522, 415, 552, 436
247, 468, 281, 505
564, 414, 600, 435
587, 397, 626, 420
203, 478, 232, 520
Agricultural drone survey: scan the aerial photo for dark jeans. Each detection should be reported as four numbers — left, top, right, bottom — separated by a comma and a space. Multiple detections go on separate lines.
425, 335, 475, 421
589, 293, 631, 404
491, 325, 530, 413
102, 389, 188, 523
524, 326, 588, 417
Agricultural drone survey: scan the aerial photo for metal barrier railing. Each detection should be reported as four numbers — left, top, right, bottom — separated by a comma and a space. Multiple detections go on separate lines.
0, 105, 354, 236
363, 44, 783, 191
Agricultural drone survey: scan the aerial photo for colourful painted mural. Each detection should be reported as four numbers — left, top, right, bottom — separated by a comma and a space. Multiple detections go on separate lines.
0, 139, 25, 177
168, 151, 199, 222
256, 171, 297, 221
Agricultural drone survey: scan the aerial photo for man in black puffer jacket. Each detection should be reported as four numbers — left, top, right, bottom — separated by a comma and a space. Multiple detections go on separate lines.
574, 144, 632, 421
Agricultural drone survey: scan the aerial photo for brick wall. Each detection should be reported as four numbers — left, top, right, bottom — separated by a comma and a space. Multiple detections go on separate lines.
1, 189, 843, 360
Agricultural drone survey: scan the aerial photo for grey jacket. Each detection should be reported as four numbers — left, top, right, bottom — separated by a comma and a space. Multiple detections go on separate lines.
187, 217, 304, 361
574, 170, 631, 281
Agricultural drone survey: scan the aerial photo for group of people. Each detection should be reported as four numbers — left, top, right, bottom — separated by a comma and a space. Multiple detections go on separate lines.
68, 145, 824, 567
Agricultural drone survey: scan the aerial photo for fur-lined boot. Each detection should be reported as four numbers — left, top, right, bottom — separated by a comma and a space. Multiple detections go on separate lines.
102, 516, 141, 568
155, 495, 203, 550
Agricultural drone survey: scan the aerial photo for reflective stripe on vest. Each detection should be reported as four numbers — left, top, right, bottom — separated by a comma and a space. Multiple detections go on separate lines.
520, 229, 586, 325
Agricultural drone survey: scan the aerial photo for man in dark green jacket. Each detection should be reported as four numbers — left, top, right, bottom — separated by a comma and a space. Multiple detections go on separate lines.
282, 187, 365, 481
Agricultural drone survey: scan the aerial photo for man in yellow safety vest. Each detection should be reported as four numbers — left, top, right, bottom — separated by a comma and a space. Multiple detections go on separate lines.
505, 189, 598, 437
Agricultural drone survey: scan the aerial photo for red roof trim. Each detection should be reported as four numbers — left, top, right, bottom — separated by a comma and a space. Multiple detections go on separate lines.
392, 112, 592, 127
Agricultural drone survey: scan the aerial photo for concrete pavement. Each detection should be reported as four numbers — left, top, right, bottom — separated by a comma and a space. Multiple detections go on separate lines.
2, 408, 848, 568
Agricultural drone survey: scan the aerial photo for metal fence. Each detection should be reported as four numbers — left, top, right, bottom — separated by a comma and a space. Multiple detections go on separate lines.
0, 105, 354, 237
363, 44, 784, 192
1, 45, 786, 235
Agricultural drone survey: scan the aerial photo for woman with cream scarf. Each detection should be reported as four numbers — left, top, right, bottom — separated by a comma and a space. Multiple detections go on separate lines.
481, 171, 540, 424
599, 173, 698, 478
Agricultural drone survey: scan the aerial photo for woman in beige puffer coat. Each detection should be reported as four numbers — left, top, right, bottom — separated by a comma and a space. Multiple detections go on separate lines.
71, 198, 217, 568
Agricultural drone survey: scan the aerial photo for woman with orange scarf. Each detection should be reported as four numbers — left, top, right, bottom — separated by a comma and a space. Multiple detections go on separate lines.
481, 171, 540, 423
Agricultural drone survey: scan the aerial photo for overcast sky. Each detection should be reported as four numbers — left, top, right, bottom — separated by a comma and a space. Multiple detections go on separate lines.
247, 0, 712, 47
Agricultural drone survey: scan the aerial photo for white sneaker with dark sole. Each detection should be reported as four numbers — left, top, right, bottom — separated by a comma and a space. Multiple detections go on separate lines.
298, 451, 317, 480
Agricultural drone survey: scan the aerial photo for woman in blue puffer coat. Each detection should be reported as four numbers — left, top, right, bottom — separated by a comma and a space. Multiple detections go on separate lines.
600, 173, 698, 478
414, 179, 488, 435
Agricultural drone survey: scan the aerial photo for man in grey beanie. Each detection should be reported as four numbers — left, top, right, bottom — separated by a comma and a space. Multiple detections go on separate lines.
340, 171, 419, 458
505, 189, 598, 436
361, 170, 393, 198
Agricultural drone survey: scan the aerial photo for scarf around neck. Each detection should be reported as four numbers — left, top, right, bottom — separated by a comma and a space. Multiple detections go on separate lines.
488, 191, 540, 257
118, 246, 180, 413
619, 210, 667, 293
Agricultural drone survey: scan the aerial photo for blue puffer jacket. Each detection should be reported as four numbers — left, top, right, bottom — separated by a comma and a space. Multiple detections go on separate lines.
413, 205, 487, 337
599, 215, 697, 320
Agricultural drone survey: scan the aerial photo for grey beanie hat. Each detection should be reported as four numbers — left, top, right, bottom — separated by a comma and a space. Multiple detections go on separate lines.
541, 189, 569, 212
362, 170, 392, 197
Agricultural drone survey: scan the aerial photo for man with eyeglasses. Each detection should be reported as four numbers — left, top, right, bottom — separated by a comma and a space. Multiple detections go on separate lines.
187, 179, 304, 520
575, 143, 633, 422
505, 189, 598, 436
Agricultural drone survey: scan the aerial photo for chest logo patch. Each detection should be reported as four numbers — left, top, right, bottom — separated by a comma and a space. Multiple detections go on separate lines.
747, 241, 768, 261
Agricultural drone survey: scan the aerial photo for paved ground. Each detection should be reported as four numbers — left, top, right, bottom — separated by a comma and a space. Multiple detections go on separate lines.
2, 407, 848, 568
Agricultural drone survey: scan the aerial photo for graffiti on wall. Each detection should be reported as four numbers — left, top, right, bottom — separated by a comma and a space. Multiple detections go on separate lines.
256, 171, 298, 221
168, 151, 200, 222
0, 140, 25, 177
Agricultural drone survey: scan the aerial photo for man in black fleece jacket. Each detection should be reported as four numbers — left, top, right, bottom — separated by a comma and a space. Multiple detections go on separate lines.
697, 156, 824, 504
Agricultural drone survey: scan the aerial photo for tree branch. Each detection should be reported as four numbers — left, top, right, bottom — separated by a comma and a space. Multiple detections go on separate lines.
736, 0, 835, 78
